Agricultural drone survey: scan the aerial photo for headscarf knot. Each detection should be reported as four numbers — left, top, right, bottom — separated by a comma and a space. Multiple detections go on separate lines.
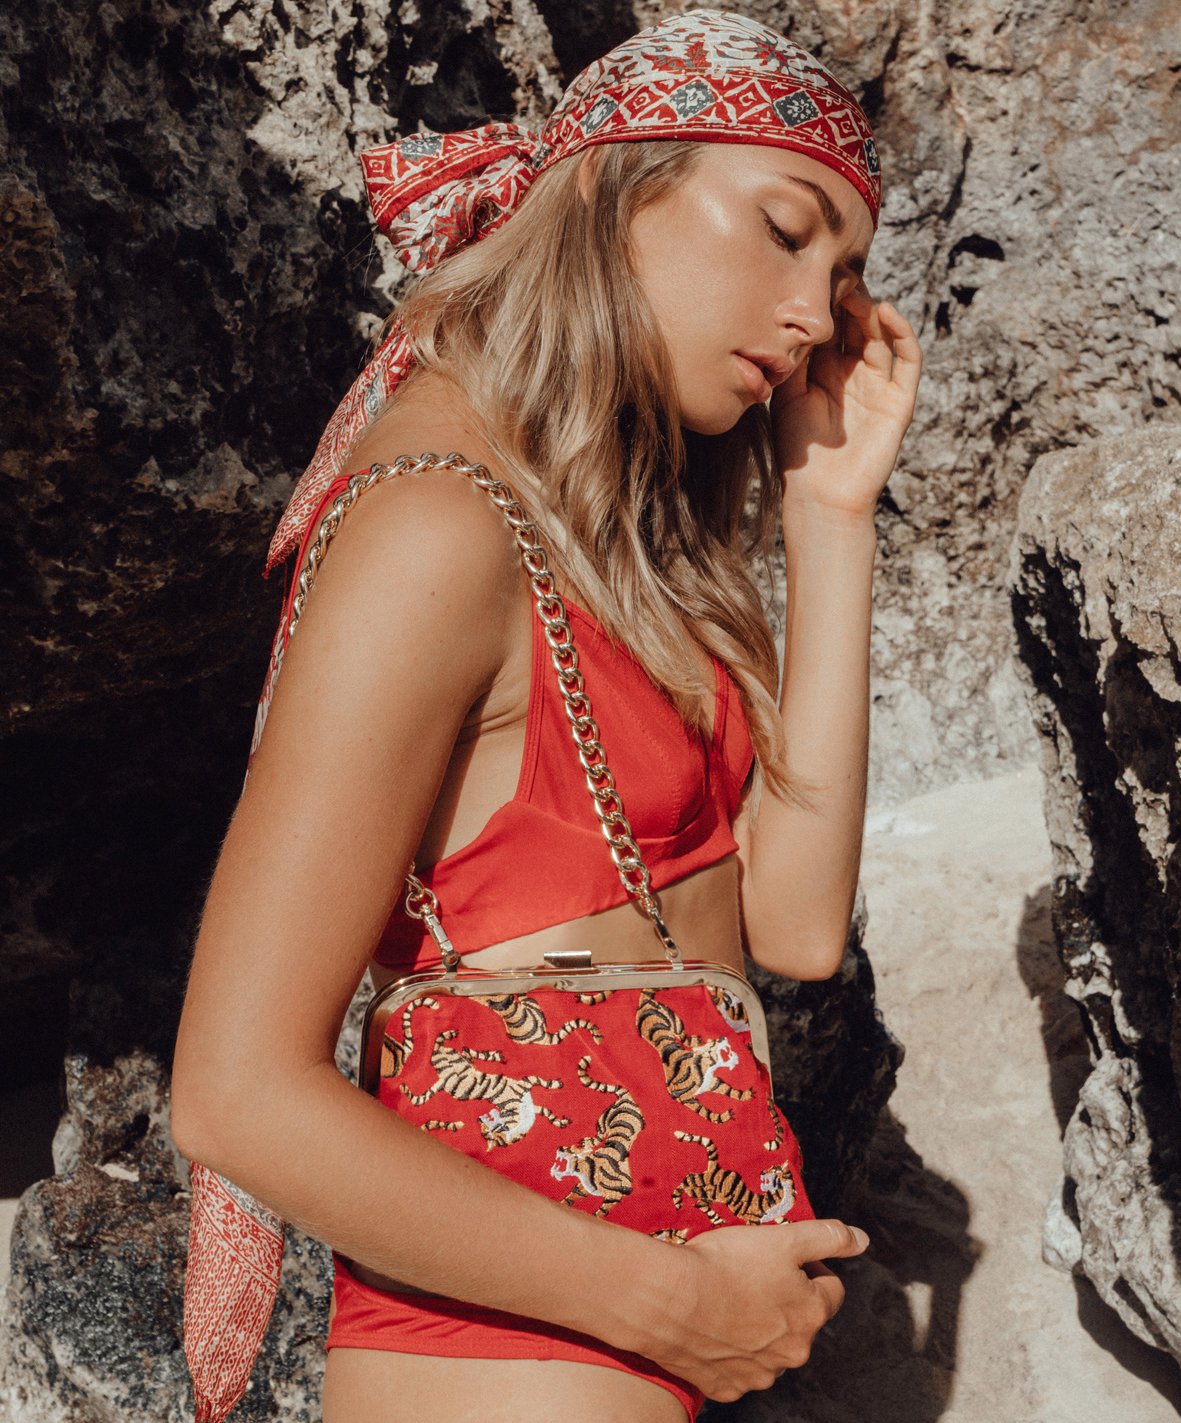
361, 121, 543, 275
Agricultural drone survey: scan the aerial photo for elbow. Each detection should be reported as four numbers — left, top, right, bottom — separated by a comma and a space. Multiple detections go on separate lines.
169, 1073, 229, 1170
170, 1049, 337, 1176
792, 945, 846, 981
746, 925, 849, 982
169, 1054, 264, 1173
770, 947, 845, 982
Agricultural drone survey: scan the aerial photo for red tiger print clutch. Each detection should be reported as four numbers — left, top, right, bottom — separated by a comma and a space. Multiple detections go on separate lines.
346, 966, 814, 1278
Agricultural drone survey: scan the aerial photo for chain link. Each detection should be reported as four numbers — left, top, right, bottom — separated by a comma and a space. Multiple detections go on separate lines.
279, 452, 683, 966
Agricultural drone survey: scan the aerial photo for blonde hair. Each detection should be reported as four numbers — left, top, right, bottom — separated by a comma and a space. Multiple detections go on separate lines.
376, 138, 810, 809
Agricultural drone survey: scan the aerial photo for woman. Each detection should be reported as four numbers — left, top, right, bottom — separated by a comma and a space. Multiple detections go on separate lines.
171, 11, 921, 1422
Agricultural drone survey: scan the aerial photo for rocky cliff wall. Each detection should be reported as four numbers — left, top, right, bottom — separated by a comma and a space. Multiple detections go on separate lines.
2, 0, 1178, 1417
1010, 422, 1181, 1361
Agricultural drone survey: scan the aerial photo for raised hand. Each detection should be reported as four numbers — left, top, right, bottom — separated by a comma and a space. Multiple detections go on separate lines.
770, 282, 923, 521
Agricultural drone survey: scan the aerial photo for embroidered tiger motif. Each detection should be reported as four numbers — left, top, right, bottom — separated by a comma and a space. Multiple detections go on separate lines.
705, 987, 782, 1148
650, 1228, 691, 1244
763, 1090, 785, 1151
550, 1057, 644, 1218
576, 991, 608, 1005
672, 1129, 798, 1226
707, 984, 753, 1035
636, 988, 753, 1122
480, 994, 603, 1045
401, 1029, 571, 1149
380, 999, 463, 1132
380, 997, 440, 1078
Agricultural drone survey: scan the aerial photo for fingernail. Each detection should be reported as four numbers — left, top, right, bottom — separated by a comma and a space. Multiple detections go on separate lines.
853, 1228, 870, 1248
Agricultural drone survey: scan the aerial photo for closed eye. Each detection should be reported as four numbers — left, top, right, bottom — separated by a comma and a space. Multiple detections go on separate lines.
762, 211, 800, 252
763, 210, 860, 309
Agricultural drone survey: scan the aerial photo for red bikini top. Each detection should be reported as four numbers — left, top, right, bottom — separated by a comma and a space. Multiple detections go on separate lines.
280, 470, 756, 971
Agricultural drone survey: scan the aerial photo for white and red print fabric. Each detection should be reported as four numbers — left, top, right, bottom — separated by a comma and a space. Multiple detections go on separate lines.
263, 8, 881, 577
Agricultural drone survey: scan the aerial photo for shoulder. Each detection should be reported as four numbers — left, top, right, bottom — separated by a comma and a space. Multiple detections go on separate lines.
327, 459, 519, 580
288, 457, 526, 697
296, 368, 536, 675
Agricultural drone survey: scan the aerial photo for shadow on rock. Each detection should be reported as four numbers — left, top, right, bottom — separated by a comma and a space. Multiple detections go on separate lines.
702, 1109, 975, 1423
1012, 882, 1092, 1139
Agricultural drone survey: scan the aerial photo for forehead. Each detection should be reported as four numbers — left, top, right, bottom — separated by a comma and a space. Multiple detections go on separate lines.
692, 143, 874, 248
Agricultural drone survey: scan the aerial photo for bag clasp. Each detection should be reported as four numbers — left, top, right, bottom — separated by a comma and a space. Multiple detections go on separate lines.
541, 949, 594, 969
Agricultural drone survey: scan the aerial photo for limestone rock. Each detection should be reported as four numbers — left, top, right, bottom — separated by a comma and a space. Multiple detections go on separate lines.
1009, 421, 1181, 1359
5, 0, 1179, 1416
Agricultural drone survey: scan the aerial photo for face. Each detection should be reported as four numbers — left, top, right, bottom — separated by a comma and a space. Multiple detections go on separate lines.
625, 144, 875, 435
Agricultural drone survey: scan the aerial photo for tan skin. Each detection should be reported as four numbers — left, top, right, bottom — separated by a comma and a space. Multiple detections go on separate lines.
171, 142, 921, 1422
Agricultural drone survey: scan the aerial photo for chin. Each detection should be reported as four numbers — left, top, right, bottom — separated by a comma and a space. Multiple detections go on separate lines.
680, 399, 751, 438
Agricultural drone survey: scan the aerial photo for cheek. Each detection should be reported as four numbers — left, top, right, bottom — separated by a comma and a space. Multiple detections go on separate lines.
643, 261, 750, 382
633, 205, 751, 350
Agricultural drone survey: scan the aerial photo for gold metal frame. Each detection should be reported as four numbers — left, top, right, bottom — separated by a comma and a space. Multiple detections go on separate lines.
359, 957, 774, 1097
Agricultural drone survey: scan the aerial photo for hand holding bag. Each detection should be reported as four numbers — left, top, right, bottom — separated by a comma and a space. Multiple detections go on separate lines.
181, 453, 814, 1421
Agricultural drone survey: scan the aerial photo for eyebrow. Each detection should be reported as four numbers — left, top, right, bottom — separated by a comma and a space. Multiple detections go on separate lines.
779, 176, 868, 277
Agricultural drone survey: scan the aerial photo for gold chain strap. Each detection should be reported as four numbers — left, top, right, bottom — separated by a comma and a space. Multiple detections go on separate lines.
280, 452, 683, 968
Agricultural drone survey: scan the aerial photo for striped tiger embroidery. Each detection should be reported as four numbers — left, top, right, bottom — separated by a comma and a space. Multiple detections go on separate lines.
480, 994, 603, 1045
672, 1129, 798, 1226
401, 1029, 571, 1150
636, 988, 753, 1122
550, 1057, 644, 1218
651, 1228, 691, 1245
763, 1091, 785, 1151
707, 984, 752, 1035
380, 997, 439, 1078
379, 998, 461, 1133
705, 987, 782, 1148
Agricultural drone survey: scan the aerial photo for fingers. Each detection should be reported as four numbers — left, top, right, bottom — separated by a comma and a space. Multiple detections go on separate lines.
668, 1221, 867, 1401
791, 1217, 871, 1263
838, 287, 922, 392
876, 300, 924, 398
808, 1266, 847, 1325
835, 283, 890, 372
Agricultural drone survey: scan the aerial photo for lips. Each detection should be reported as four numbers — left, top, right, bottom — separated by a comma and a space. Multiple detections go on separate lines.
735, 355, 771, 400
737, 351, 795, 386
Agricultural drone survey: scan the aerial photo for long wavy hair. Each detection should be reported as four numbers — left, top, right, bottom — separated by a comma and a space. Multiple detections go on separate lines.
371, 138, 812, 810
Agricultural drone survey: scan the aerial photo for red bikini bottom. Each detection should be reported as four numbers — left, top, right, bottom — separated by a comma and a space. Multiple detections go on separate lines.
324, 981, 815, 1420
326, 1254, 705, 1420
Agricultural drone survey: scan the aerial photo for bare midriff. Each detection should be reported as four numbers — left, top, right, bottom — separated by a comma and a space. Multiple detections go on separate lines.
368, 852, 745, 989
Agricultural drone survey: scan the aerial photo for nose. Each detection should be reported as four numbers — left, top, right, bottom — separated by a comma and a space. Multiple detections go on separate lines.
773, 264, 837, 349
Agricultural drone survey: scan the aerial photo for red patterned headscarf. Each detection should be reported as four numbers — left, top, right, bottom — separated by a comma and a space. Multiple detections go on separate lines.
263, 7, 881, 577
184, 13, 880, 1421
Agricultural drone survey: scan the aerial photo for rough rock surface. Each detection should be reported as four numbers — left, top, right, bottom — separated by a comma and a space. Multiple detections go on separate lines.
3, 0, 1179, 1417
703, 767, 1180, 1423
1009, 422, 1181, 1359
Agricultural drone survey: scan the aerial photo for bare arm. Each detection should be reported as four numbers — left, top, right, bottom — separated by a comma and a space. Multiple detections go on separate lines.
734, 287, 920, 983
170, 468, 686, 1347
734, 502, 878, 982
